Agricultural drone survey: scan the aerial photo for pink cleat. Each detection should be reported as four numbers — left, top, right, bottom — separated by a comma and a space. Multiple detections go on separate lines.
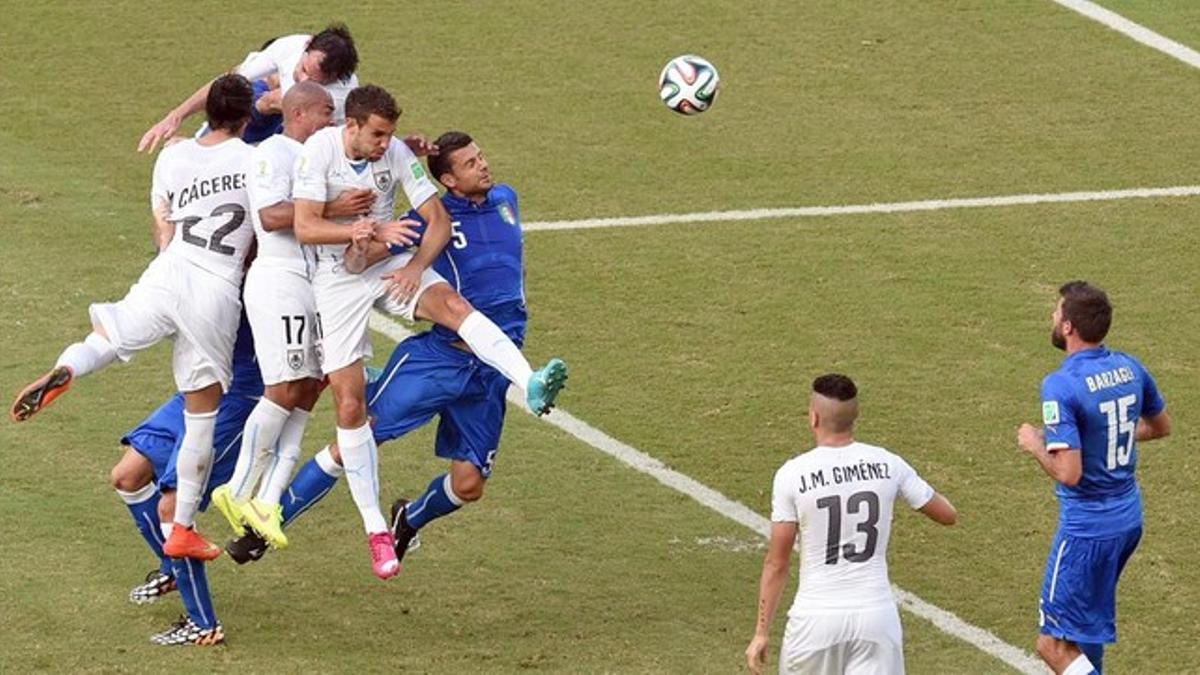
369, 531, 400, 579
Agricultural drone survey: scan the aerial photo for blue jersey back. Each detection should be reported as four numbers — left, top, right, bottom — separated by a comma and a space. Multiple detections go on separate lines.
395, 184, 527, 346
227, 313, 264, 398
1041, 346, 1164, 537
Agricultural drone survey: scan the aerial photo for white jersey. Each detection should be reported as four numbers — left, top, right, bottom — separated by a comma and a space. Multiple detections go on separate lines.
771, 442, 935, 614
235, 34, 358, 123
247, 134, 308, 274
292, 125, 439, 260
151, 137, 254, 286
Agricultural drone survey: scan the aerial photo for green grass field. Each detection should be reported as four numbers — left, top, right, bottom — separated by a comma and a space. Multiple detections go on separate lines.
2, 1, 1199, 672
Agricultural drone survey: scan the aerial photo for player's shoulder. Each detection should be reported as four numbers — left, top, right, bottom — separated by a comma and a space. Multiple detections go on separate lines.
1041, 366, 1076, 397
491, 183, 519, 206
1106, 348, 1151, 375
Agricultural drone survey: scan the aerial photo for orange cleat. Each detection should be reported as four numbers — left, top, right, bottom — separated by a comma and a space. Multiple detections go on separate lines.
163, 525, 222, 561
10, 366, 73, 422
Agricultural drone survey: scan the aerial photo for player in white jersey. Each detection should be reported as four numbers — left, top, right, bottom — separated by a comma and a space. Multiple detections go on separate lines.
12, 74, 258, 562
293, 84, 568, 578
138, 24, 359, 153
746, 374, 957, 675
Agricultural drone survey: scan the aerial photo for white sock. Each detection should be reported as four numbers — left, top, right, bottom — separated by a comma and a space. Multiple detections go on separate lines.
226, 398, 290, 500
457, 311, 533, 390
1063, 654, 1096, 675
160, 522, 174, 540
315, 446, 345, 476
55, 333, 118, 378
115, 482, 157, 505
173, 410, 217, 527
257, 408, 310, 505
337, 424, 387, 533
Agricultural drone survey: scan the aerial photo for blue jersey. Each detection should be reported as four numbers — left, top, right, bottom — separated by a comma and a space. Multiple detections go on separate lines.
227, 312, 264, 398
394, 184, 527, 346
1041, 346, 1165, 537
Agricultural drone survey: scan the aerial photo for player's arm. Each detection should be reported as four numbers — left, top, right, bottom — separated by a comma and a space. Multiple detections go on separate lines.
1137, 410, 1171, 442
918, 493, 958, 525
1017, 424, 1083, 486
406, 196, 451, 270
746, 522, 796, 675
138, 81, 213, 153
151, 202, 173, 251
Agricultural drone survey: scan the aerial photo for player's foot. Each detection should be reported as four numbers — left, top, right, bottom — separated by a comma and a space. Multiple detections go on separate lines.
225, 531, 269, 565
209, 485, 247, 537
150, 616, 225, 647
163, 525, 222, 561
389, 498, 422, 563
526, 358, 568, 416
242, 498, 288, 550
129, 569, 176, 605
10, 366, 73, 422
368, 531, 400, 579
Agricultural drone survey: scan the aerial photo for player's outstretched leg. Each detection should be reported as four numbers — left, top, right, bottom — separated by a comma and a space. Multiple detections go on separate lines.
11, 331, 120, 422
526, 358, 568, 417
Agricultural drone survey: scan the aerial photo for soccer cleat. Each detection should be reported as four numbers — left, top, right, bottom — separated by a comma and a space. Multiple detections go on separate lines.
163, 524, 222, 561
209, 484, 247, 537
150, 615, 225, 647
225, 531, 269, 565
10, 366, 73, 422
242, 498, 288, 550
129, 569, 176, 605
526, 358, 568, 417
389, 498, 422, 563
368, 531, 400, 579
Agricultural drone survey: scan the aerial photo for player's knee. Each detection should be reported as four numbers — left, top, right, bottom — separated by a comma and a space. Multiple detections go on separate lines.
443, 292, 473, 324
452, 470, 485, 502
110, 464, 148, 492
333, 393, 366, 427
156, 492, 176, 523
1035, 635, 1064, 663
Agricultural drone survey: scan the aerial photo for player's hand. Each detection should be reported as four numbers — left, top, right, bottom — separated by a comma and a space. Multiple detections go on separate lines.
745, 635, 769, 674
138, 112, 183, 153
1017, 423, 1045, 454
350, 218, 376, 250
373, 219, 421, 248
326, 189, 376, 218
381, 262, 424, 305
403, 133, 439, 157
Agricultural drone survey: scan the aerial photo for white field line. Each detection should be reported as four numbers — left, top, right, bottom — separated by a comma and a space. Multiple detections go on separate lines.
366, 313, 1047, 673
1051, 0, 1200, 69
522, 185, 1200, 231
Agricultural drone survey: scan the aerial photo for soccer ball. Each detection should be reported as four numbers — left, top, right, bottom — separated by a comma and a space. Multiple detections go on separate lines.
658, 55, 720, 115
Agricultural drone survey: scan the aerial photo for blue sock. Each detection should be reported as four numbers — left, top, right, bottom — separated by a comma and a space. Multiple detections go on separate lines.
282, 449, 343, 527
116, 484, 170, 575
1080, 643, 1104, 674
405, 474, 464, 530
169, 556, 217, 629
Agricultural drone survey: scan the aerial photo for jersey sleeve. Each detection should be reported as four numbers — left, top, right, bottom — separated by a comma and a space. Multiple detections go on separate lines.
1136, 359, 1166, 418
235, 50, 278, 82
390, 141, 439, 210
770, 464, 799, 523
248, 146, 293, 210
292, 137, 330, 203
894, 456, 935, 510
387, 208, 428, 255
1041, 374, 1081, 452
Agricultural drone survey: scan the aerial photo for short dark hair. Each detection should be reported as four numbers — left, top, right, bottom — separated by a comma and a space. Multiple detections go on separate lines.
812, 374, 858, 401
344, 85, 400, 125
428, 131, 474, 185
1059, 280, 1112, 343
308, 23, 358, 82
206, 74, 254, 133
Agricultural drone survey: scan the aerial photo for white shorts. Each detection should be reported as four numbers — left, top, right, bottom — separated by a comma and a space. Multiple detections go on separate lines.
779, 605, 904, 675
89, 253, 241, 392
244, 259, 322, 386
310, 252, 446, 374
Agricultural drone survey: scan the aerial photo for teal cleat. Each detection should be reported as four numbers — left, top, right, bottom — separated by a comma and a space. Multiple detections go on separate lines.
526, 358, 568, 416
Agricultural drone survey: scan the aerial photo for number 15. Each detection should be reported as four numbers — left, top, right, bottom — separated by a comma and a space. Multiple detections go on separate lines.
1099, 394, 1136, 470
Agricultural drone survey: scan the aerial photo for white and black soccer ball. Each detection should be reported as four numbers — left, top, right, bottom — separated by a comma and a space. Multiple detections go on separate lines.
658, 54, 720, 115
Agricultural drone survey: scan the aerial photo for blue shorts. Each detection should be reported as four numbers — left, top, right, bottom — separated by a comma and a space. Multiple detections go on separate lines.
1039, 526, 1142, 644
365, 332, 509, 478
121, 393, 258, 510
242, 79, 283, 145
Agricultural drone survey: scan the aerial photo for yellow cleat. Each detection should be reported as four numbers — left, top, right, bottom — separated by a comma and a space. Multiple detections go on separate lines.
209, 485, 247, 537
242, 498, 288, 550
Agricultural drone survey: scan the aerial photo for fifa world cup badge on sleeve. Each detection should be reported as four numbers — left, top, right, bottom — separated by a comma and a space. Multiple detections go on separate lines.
1042, 401, 1060, 425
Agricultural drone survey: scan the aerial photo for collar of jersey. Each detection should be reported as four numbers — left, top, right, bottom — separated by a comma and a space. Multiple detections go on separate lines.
443, 188, 495, 210
1064, 345, 1110, 363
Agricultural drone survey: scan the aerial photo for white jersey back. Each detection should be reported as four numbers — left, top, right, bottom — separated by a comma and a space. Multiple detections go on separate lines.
292, 125, 439, 259
247, 134, 307, 273
151, 137, 254, 286
236, 34, 359, 123
771, 442, 934, 614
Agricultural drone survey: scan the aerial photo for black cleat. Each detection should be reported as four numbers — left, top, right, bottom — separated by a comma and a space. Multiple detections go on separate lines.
225, 531, 268, 565
129, 569, 177, 605
150, 615, 225, 646
389, 498, 422, 562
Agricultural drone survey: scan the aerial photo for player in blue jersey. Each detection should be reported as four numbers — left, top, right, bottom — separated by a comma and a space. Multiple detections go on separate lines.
225, 131, 562, 568
1017, 281, 1171, 675
108, 314, 263, 646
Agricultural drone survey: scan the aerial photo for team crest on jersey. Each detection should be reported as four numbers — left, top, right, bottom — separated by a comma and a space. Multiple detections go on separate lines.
374, 169, 392, 191
1042, 401, 1060, 425
498, 202, 517, 226
287, 349, 305, 370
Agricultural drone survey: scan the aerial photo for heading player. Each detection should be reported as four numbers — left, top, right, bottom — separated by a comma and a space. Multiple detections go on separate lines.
292, 85, 566, 578
746, 374, 956, 675
138, 24, 359, 152
12, 74, 257, 562
1017, 281, 1170, 675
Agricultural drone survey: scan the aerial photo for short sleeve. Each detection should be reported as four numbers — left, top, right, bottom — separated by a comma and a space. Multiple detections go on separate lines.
1137, 360, 1166, 418
390, 141, 438, 210
770, 464, 798, 523
894, 457, 935, 510
150, 151, 171, 214
1041, 374, 1080, 452
248, 145, 293, 210
235, 50, 278, 82
292, 137, 330, 202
